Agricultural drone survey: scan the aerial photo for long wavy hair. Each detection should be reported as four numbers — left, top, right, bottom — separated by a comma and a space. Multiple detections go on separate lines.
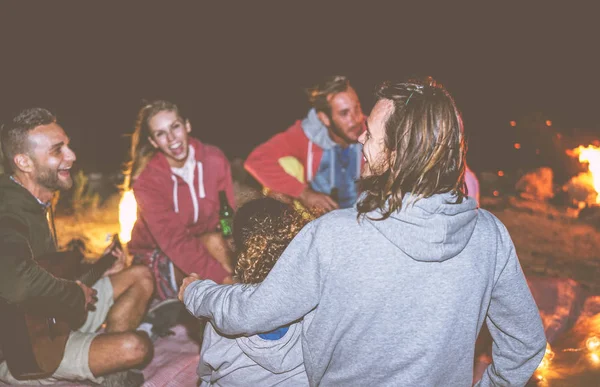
357, 77, 467, 220
124, 100, 185, 189
233, 198, 312, 284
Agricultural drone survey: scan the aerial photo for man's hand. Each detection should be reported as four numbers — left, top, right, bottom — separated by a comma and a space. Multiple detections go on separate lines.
200, 232, 234, 273
265, 190, 294, 204
178, 272, 201, 302
298, 187, 339, 213
75, 280, 98, 312
102, 237, 126, 276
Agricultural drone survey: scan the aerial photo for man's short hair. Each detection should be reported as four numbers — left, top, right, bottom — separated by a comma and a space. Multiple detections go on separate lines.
306, 75, 351, 114
0, 108, 56, 173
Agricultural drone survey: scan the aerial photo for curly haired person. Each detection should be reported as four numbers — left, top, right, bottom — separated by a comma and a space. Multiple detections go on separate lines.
191, 198, 311, 386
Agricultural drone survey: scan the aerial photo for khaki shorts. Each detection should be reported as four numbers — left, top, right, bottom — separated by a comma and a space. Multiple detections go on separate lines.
0, 276, 114, 385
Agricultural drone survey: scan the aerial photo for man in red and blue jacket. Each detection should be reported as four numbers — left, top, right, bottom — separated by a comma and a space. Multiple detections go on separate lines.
245, 76, 366, 213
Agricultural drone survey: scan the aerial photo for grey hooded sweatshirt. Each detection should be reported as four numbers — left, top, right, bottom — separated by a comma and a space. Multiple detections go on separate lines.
185, 193, 546, 386
198, 320, 308, 386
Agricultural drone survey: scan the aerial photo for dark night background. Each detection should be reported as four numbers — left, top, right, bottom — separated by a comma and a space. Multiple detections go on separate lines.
1, 3, 598, 182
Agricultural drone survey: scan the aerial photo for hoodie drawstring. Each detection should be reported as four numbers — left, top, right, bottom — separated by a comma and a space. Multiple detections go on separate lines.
171, 161, 206, 224
171, 175, 179, 214
329, 149, 335, 188
355, 145, 361, 179
306, 141, 313, 182
197, 161, 206, 199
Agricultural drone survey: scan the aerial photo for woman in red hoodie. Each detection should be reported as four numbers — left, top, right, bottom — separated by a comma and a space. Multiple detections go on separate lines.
127, 100, 235, 300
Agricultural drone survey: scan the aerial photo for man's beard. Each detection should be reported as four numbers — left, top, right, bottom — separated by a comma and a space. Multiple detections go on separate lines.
33, 163, 72, 192
329, 120, 360, 146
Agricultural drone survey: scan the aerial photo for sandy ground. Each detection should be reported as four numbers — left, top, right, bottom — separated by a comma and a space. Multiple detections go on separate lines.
482, 196, 600, 294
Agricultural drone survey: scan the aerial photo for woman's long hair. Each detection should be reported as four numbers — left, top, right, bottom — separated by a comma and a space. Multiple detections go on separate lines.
123, 100, 184, 189
357, 77, 467, 220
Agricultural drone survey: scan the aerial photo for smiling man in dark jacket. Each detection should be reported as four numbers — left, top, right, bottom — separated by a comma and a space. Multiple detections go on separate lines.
0, 108, 155, 386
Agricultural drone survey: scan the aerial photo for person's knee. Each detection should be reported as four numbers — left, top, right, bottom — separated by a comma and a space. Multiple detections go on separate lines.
120, 332, 153, 366
128, 265, 155, 297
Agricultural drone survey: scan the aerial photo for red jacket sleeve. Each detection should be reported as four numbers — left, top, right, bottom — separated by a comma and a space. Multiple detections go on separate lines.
244, 124, 308, 198
134, 174, 229, 283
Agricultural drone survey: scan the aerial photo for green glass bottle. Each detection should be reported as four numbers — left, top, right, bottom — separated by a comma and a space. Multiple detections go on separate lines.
218, 190, 233, 237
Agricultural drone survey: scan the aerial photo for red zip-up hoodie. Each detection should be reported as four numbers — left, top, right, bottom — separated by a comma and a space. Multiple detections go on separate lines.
129, 137, 235, 283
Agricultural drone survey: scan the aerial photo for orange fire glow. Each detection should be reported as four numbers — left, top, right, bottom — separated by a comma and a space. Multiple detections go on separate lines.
118, 190, 138, 243
567, 145, 600, 203
586, 336, 600, 351
534, 343, 554, 381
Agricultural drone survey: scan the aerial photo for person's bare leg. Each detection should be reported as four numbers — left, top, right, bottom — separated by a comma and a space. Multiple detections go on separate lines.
105, 265, 154, 332
88, 332, 153, 376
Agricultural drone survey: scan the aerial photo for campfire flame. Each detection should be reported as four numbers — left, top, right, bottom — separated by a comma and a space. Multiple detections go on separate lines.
535, 342, 554, 377
567, 145, 600, 204
587, 336, 600, 366
118, 189, 138, 243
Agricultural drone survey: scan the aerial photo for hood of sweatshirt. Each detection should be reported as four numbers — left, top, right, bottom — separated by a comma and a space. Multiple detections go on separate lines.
301, 108, 337, 150
0, 174, 45, 217
365, 192, 478, 262
234, 322, 304, 374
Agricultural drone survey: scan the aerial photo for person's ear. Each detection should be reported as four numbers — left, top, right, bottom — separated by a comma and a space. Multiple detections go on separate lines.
316, 111, 331, 128
14, 154, 34, 173
185, 119, 191, 134
148, 136, 158, 149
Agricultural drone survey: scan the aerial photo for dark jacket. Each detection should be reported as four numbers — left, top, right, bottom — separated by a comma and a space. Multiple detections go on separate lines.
0, 174, 85, 324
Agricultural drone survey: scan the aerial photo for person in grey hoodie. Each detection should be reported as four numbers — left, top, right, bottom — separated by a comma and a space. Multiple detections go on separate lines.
196, 198, 311, 386
180, 78, 547, 386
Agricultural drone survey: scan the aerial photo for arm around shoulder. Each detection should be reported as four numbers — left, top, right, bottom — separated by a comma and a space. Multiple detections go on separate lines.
183, 222, 325, 336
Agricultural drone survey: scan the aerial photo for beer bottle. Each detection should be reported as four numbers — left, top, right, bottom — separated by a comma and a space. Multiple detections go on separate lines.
218, 190, 233, 237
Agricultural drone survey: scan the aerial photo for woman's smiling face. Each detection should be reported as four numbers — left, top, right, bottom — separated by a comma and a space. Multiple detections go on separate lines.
147, 110, 191, 168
